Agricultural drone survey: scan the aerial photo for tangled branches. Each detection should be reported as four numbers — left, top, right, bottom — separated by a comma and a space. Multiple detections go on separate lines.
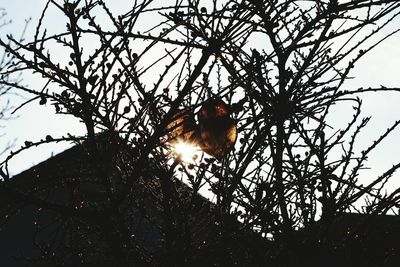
1, 0, 400, 265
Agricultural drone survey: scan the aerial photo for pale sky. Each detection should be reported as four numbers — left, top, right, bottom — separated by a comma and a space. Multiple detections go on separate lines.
1, 0, 400, 193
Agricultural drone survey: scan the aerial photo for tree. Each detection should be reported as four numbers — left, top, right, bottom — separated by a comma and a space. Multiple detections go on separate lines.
1, 0, 400, 266
0, 8, 26, 156
0, 8, 13, 121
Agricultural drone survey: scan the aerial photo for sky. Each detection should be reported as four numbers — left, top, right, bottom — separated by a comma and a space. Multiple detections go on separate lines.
1, 0, 400, 194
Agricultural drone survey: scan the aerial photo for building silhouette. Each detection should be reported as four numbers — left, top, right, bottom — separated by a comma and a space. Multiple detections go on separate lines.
1, 133, 399, 266
0, 134, 267, 266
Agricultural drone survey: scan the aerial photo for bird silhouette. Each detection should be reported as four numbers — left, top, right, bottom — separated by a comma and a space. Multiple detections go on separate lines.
197, 99, 237, 160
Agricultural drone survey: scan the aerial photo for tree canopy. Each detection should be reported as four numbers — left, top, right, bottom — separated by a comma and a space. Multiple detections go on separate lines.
1, 0, 400, 266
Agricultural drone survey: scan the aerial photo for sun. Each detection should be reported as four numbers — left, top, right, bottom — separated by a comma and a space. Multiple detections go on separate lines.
171, 140, 199, 162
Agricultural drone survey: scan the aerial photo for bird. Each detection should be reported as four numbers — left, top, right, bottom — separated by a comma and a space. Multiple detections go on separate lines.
196, 99, 237, 160
166, 109, 197, 142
